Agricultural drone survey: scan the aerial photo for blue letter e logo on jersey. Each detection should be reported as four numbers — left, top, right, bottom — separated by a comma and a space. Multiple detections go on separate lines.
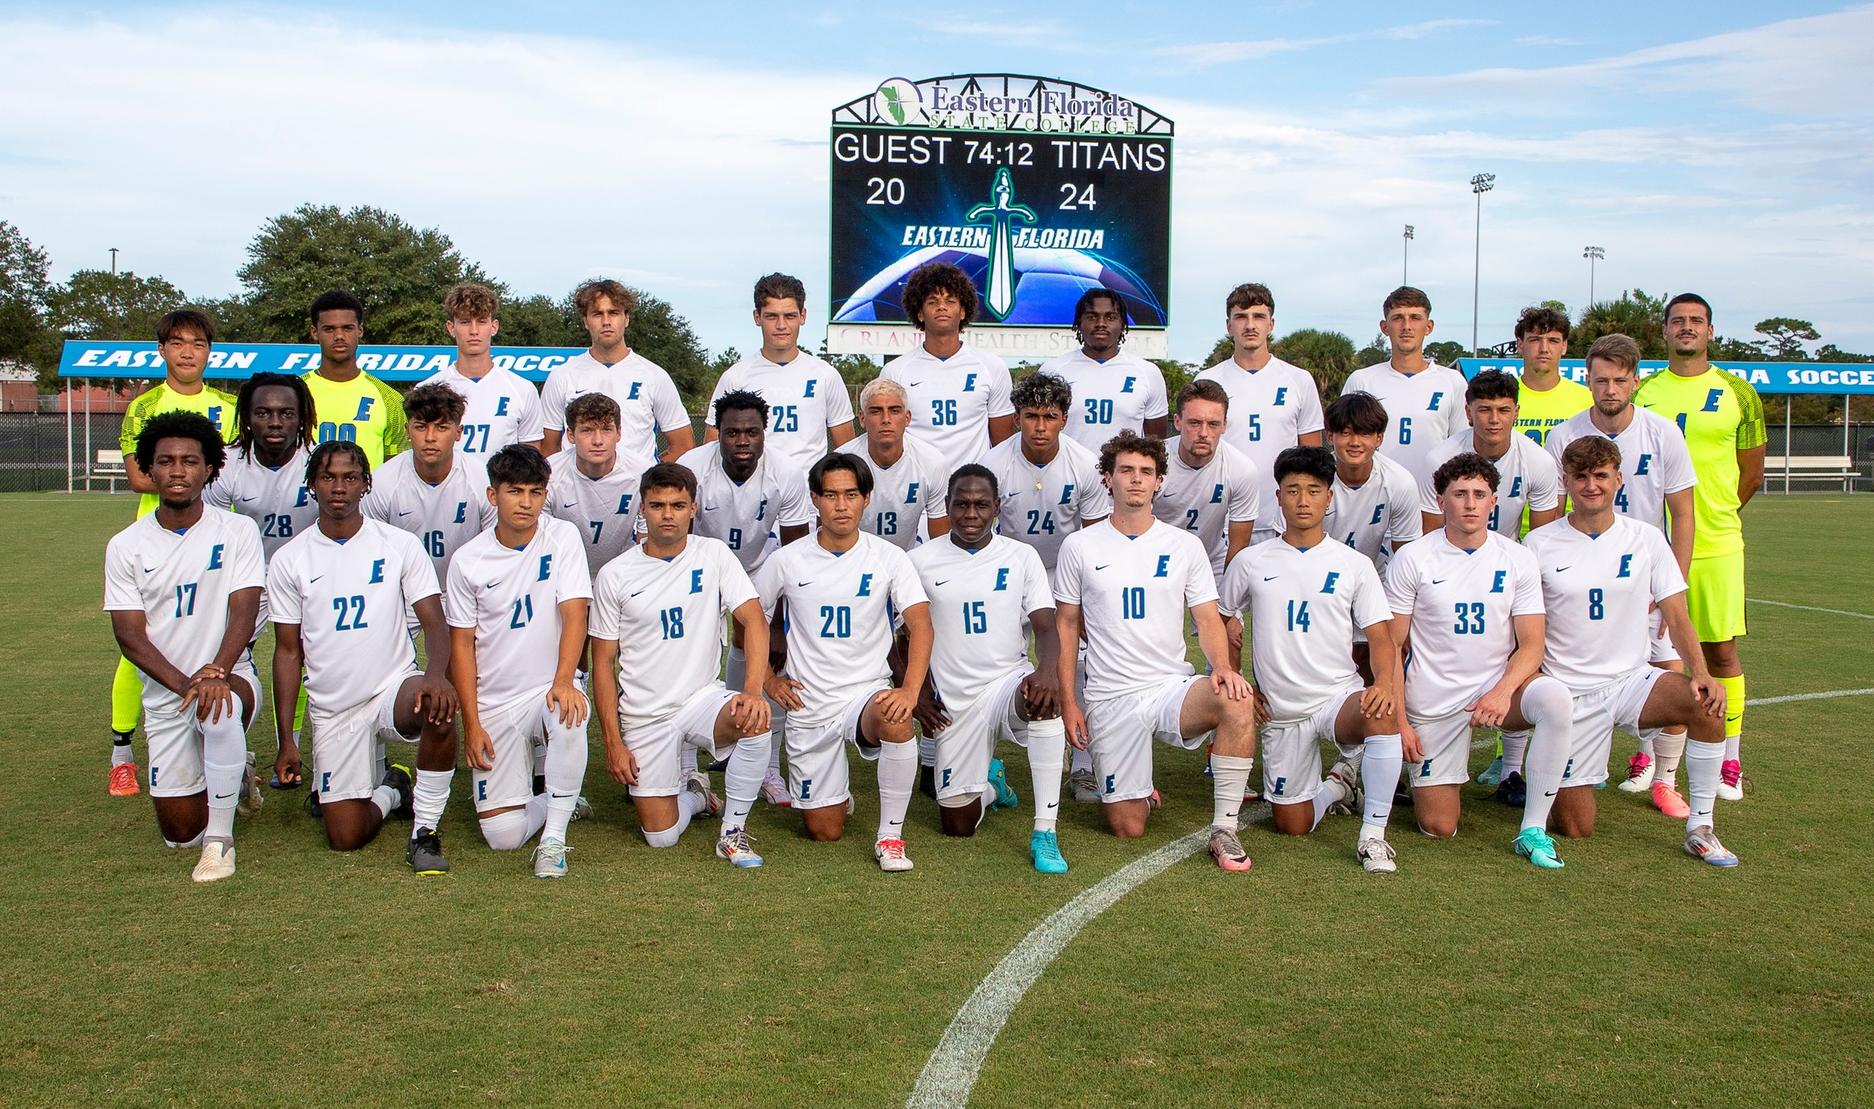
355, 396, 375, 421
993, 568, 1009, 591
963, 373, 978, 393
1703, 389, 1722, 412
690, 569, 704, 594
537, 554, 554, 581
1618, 554, 1633, 578
1154, 555, 1171, 578
1321, 571, 1341, 594
1491, 570, 1506, 593
369, 558, 385, 584
207, 543, 224, 571
856, 573, 874, 597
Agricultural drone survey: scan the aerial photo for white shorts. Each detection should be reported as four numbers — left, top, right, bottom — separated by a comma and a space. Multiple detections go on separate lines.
144, 661, 259, 798
622, 686, 736, 798
1563, 668, 1665, 788
1259, 680, 1364, 804
472, 688, 585, 813
932, 670, 1030, 802
309, 670, 417, 802
1085, 675, 1208, 804
784, 683, 890, 810
1648, 608, 1679, 665
1408, 709, 1480, 789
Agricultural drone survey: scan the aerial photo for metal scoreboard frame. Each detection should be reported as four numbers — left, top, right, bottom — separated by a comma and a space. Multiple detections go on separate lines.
827, 74, 1175, 360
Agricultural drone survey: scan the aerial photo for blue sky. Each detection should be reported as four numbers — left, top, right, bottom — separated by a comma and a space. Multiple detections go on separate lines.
3, 1, 1871, 362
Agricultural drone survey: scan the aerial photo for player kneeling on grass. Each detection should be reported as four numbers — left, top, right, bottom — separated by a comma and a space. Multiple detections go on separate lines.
269, 441, 460, 870
446, 445, 596, 877
1522, 437, 1736, 867
1382, 452, 1571, 854
105, 412, 267, 883
1054, 432, 1260, 870
590, 463, 775, 868
908, 464, 1071, 874
1219, 446, 1407, 873
756, 453, 934, 871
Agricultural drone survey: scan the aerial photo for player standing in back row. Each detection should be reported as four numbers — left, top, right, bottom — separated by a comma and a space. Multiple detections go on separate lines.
1342, 287, 1470, 484
977, 372, 1110, 586
705, 273, 855, 472
1634, 293, 1765, 802
301, 291, 407, 466
539, 279, 694, 462
1037, 286, 1168, 450
1509, 305, 1591, 446
418, 282, 544, 456
880, 261, 1014, 465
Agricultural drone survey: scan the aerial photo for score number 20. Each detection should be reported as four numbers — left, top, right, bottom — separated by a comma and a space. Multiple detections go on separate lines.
865, 178, 1097, 210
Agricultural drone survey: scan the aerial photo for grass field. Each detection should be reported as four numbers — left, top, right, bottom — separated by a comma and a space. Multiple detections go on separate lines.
3, 492, 1871, 1107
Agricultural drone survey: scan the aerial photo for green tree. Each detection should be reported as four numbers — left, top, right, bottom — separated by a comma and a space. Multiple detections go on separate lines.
495, 293, 585, 347
1570, 289, 1668, 358
1272, 328, 1358, 401
1754, 318, 1819, 361
1425, 340, 1469, 366
1205, 336, 1232, 367
1, 220, 57, 379
47, 269, 186, 342
197, 294, 260, 343
1152, 358, 1194, 404
236, 204, 493, 344
1354, 333, 1389, 367
625, 291, 712, 411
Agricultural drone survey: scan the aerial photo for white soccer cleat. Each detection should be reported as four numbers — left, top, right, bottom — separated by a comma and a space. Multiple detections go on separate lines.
191, 840, 236, 883
1069, 766, 1100, 803
1616, 752, 1654, 793
237, 751, 265, 817
760, 770, 792, 807
874, 837, 914, 872
532, 837, 570, 879
1357, 836, 1397, 874
1324, 759, 1362, 816
1717, 759, 1745, 801
685, 771, 723, 819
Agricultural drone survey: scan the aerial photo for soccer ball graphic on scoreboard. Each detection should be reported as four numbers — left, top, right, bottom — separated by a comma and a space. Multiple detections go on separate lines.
831, 245, 1168, 328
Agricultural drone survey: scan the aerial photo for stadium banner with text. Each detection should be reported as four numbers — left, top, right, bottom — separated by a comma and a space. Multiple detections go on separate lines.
827, 74, 1174, 360
1458, 358, 1874, 396
59, 341, 583, 383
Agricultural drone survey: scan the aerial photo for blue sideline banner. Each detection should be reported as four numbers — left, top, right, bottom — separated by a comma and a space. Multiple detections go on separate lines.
1458, 357, 1874, 396
59, 341, 584, 383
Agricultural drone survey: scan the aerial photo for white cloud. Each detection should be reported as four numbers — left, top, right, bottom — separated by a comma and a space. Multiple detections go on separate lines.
1157, 18, 1495, 68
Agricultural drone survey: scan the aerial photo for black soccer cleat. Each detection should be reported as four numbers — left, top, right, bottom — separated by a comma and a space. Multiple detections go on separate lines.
1494, 770, 1527, 808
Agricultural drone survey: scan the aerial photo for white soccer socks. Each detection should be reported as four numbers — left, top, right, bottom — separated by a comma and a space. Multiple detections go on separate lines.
1210, 754, 1255, 827
1027, 716, 1066, 831
1359, 734, 1403, 842
1500, 729, 1531, 778
1516, 676, 1573, 832
200, 711, 247, 844
1685, 738, 1724, 833
542, 714, 589, 845
1652, 728, 1687, 786
723, 731, 771, 832
411, 769, 453, 837
876, 738, 917, 842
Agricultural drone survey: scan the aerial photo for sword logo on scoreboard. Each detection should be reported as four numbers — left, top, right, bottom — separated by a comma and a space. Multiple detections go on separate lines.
965, 168, 1037, 320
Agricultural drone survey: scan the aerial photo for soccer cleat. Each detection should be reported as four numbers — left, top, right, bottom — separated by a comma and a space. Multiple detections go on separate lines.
987, 758, 1020, 810
406, 827, 449, 875
1208, 826, 1253, 871
237, 751, 265, 817
1242, 782, 1261, 803
715, 827, 764, 869
305, 788, 324, 819
1324, 759, 1362, 816
1494, 770, 1527, 808
1512, 826, 1564, 869
1030, 829, 1069, 874
109, 761, 141, 797
1070, 766, 1100, 803
1651, 781, 1691, 819
571, 796, 594, 821
532, 837, 570, 879
1684, 825, 1739, 868
684, 771, 723, 819
1148, 789, 1163, 811
1617, 752, 1654, 792
918, 764, 938, 800
1717, 759, 1745, 801
760, 770, 792, 807
1357, 836, 1398, 874
385, 764, 415, 820
191, 840, 236, 883
1475, 755, 1504, 787
874, 837, 914, 872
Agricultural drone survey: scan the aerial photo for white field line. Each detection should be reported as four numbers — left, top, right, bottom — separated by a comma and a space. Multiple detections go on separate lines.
1746, 597, 1874, 620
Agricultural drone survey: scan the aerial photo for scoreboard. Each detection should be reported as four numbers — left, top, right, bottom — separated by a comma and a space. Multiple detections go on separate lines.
827, 75, 1175, 359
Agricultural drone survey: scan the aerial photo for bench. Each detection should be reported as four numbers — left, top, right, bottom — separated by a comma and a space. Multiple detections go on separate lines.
88, 448, 127, 492
1775, 454, 1857, 492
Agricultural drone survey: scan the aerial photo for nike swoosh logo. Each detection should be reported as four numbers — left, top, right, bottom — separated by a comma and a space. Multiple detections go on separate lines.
550, 792, 575, 800
397, 509, 413, 517
934, 579, 950, 587
629, 588, 648, 598
908, 381, 925, 387
796, 580, 813, 587
1045, 801, 1058, 810
309, 575, 323, 583
213, 792, 235, 800
143, 566, 158, 574
1093, 564, 1110, 571
1544, 789, 1558, 797
1263, 575, 1278, 581
1431, 578, 1448, 585
561, 501, 578, 508
1554, 566, 1569, 572
238, 495, 256, 503
486, 582, 501, 589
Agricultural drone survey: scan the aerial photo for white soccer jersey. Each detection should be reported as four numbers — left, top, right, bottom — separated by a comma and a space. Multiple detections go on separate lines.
676, 443, 813, 576
1219, 537, 1390, 724
1418, 430, 1561, 537
880, 343, 1014, 463
444, 517, 593, 710
1341, 362, 1471, 482
1194, 356, 1325, 519
590, 536, 758, 729
267, 519, 439, 712
1037, 348, 1168, 452
1382, 530, 1545, 718
545, 447, 648, 574
1153, 437, 1260, 582
1323, 452, 1423, 566
104, 508, 266, 712
1545, 408, 1696, 533
978, 434, 1110, 577
1524, 515, 1686, 690
755, 533, 929, 728
539, 350, 689, 460
417, 364, 544, 455
362, 450, 496, 584
1055, 519, 1216, 700
705, 352, 855, 473
909, 534, 1054, 706
839, 433, 951, 548
205, 446, 316, 561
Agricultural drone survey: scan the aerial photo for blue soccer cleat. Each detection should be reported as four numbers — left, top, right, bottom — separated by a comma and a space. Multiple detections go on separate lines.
987, 758, 1019, 810
1030, 829, 1068, 874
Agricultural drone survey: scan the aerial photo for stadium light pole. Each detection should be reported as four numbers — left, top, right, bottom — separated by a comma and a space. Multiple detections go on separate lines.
1583, 245, 1604, 309
1470, 173, 1494, 356
1403, 224, 1414, 285
109, 247, 119, 276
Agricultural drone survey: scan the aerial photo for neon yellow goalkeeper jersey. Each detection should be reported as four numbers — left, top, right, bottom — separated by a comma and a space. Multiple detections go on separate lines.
1634, 365, 1766, 558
